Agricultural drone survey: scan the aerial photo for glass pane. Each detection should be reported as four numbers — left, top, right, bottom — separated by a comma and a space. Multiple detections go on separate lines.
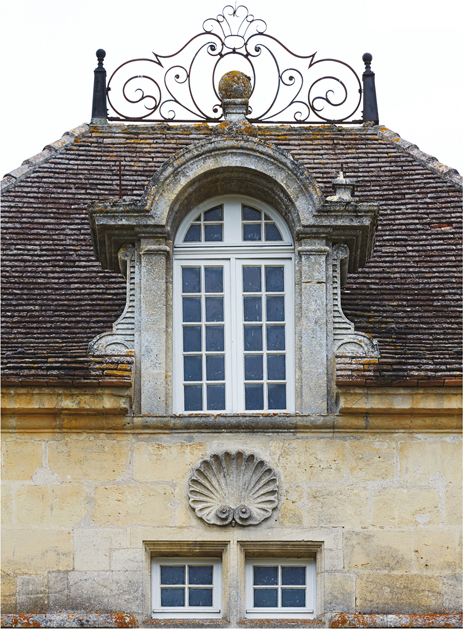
207, 385, 225, 410
244, 326, 263, 351
243, 267, 261, 293
184, 355, 202, 381
204, 224, 223, 241
267, 325, 285, 351
265, 267, 284, 292
161, 588, 185, 607
182, 297, 201, 323
264, 213, 272, 221
243, 224, 261, 241
242, 205, 261, 221
205, 326, 224, 352
266, 296, 284, 321
282, 566, 306, 586
183, 326, 201, 352
206, 297, 224, 322
189, 588, 213, 607
205, 267, 223, 293
188, 565, 213, 585
268, 384, 286, 410
244, 296, 262, 322
161, 565, 185, 585
254, 589, 278, 608
184, 385, 202, 411
184, 224, 201, 242
267, 355, 286, 381
282, 588, 306, 608
245, 384, 264, 410
245, 355, 263, 381
204, 206, 223, 221
265, 223, 283, 241
194, 214, 201, 221
206, 355, 225, 381
182, 267, 201, 293
254, 566, 278, 585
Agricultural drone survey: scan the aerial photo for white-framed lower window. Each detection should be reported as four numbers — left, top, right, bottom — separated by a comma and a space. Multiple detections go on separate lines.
151, 557, 222, 619
245, 559, 316, 619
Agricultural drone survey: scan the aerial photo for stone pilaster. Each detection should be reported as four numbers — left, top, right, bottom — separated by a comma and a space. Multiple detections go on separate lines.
298, 239, 330, 414
136, 237, 169, 415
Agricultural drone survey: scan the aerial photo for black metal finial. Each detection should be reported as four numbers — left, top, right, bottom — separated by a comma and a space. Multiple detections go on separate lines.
362, 52, 379, 124
96, 48, 106, 68
362, 52, 372, 72
91, 49, 107, 122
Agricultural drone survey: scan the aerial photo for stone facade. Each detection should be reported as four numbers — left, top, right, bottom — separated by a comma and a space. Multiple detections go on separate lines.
2, 112, 462, 626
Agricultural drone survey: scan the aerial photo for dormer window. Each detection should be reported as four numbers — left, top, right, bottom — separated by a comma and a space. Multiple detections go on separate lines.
173, 195, 294, 414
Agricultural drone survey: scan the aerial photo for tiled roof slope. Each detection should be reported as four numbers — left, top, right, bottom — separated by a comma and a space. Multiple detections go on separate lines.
1, 122, 462, 386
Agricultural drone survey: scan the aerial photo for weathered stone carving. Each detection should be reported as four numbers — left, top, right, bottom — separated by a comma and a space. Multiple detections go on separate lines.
88, 245, 135, 355
332, 243, 379, 357
188, 451, 278, 526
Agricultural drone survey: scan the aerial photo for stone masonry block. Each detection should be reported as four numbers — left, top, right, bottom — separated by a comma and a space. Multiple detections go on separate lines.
276, 439, 345, 483
48, 571, 70, 611
68, 571, 143, 614
111, 548, 144, 571
2, 528, 72, 570
346, 438, 396, 481
48, 438, 130, 482
444, 574, 463, 612
399, 439, 461, 485
2, 439, 43, 480
413, 530, 459, 571
93, 485, 175, 527
0, 571, 18, 613
445, 486, 462, 527
73, 528, 127, 571
133, 441, 206, 483
17, 574, 47, 613
2, 484, 13, 524
324, 572, 355, 613
305, 487, 368, 528
356, 573, 444, 614
16, 485, 87, 526
371, 487, 440, 527
344, 530, 414, 571
324, 549, 344, 571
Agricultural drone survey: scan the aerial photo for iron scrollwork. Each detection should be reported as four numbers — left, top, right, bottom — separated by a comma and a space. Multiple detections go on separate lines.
106, 4, 362, 124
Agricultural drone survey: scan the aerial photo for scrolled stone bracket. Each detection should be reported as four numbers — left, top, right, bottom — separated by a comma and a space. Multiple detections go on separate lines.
188, 451, 278, 527
332, 243, 379, 357
88, 245, 135, 356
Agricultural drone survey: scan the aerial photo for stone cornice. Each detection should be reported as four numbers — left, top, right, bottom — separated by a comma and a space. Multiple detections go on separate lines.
2, 386, 461, 434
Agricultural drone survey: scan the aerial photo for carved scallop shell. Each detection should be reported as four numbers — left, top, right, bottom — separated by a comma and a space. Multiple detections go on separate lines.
188, 451, 278, 526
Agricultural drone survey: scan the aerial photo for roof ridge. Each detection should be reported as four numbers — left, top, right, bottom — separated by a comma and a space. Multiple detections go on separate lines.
1, 123, 90, 192
375, 125, 462, 188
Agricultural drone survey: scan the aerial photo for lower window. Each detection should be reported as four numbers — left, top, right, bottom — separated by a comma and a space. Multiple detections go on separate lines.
151, 557, 222, 619
245, 559, 316, 619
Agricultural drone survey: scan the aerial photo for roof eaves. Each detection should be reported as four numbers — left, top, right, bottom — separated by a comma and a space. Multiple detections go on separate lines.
376, 125, 462, 189
1, 123, 90, 192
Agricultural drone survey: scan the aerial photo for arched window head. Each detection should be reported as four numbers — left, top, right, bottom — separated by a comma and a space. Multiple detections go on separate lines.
174, 196, 294, 414
175, 196, 293, 247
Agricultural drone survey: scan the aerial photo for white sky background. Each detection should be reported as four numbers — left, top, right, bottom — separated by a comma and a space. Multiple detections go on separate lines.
1, 0, 462, 178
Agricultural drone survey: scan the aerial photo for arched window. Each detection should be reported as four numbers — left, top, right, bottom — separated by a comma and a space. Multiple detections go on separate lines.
173, 195, 294, 413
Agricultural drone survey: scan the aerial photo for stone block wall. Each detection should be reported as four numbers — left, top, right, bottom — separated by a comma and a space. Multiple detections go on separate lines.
2, 427, 461, 624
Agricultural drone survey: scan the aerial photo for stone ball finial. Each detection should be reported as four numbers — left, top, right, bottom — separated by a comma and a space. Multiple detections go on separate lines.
218, 71, 252, 101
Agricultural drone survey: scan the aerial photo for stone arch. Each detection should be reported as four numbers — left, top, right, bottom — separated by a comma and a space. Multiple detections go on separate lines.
139, 136, 323, 240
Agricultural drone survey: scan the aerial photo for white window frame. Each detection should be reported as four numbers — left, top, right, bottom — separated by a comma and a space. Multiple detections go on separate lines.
151, 557, 222, 619
173, 195, 295, 414
245, 558, 316, 619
